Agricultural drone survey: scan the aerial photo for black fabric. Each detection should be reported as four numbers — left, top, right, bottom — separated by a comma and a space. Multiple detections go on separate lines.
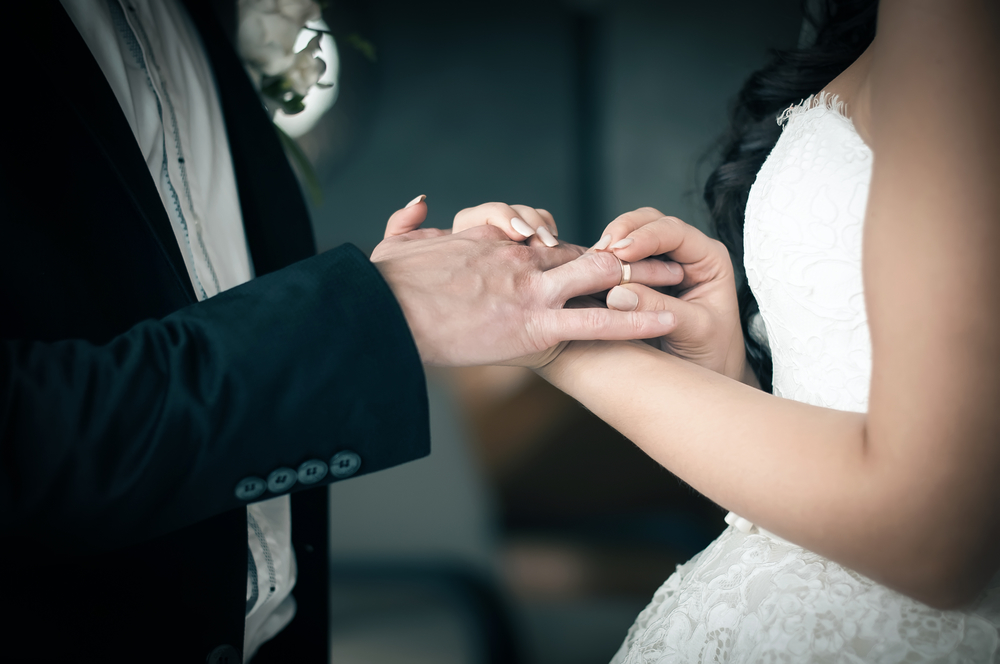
184, 0, 318, 277
0, 3, 429, 661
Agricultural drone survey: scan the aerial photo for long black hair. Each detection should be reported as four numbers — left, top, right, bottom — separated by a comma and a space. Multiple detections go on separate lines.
704, 0, 878, 392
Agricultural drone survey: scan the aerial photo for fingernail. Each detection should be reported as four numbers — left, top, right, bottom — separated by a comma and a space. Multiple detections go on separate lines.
607, 286, 638, 311
511, 217, 535, 238
592, 234, 612, 251
536, 225, 559, 247
549, 225, 559, 237
406, 194, 426, 208
657, 311, 675, 327
610, 237, 634, 250
665, 261, 683, 276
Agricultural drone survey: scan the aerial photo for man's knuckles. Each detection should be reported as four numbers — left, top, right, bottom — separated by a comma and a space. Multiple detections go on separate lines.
586, 250, 625, 278
460, 224, 511, 241
495, 241, 536, 265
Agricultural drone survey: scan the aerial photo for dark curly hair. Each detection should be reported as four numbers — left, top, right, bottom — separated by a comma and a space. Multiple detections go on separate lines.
704, 0, 878, 392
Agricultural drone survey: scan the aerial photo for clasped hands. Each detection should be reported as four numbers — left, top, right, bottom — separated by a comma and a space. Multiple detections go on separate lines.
371, 198, 750, 384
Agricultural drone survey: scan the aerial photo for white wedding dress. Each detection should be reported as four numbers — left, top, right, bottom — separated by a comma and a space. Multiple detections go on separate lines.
609, 95, 1000, 663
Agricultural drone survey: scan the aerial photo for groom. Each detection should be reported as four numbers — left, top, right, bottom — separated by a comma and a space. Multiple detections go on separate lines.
0, 1, 670, 662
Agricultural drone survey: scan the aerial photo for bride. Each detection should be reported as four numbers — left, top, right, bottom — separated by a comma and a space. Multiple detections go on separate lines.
377, 0, 999, 659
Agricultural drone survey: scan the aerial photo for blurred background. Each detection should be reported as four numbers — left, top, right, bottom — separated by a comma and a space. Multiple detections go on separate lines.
292, 1, 802, 661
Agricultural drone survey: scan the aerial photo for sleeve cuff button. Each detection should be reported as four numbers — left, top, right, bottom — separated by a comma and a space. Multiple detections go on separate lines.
266, 467, 298, 493
297, 459, 329, 485
235, 477, 267, 501
329, 451, 361, 479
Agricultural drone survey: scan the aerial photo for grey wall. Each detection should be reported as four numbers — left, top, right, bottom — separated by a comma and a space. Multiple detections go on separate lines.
603, 1, 801, 232
306, 0, 801, 252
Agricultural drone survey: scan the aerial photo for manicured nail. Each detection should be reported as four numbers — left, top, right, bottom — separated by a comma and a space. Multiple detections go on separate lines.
536, 225, 559, 247
607, 286, 638, 311
406, 194, 426, 208
549, 225, 559, 237
665, 261, 683, 276
592, 234, 612, 251
610, 237, 634, 250
511, 217, 535, 238
657, 311, 675, 326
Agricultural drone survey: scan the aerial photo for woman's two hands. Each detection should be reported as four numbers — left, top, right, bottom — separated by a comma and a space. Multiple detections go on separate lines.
595, 207, 754, 385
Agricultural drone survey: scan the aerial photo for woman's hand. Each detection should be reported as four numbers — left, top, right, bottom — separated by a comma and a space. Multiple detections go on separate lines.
383, 196, 560, 247
595, 207, 755, 386
453, 202, 560, 248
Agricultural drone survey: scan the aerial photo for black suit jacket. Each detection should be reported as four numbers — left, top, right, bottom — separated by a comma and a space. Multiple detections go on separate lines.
0, 3, 429, 662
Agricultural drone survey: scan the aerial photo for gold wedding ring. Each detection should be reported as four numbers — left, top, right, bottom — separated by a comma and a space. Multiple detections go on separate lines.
616, 256, 631, 286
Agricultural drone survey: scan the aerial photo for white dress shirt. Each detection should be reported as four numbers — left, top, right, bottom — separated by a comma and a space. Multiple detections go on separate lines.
60, 1, 296, 660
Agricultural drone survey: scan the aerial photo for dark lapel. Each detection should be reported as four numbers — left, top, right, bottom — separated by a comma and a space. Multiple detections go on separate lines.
51, 0, 315, 296
182, 0, 317, 275
53, 1, 198, 303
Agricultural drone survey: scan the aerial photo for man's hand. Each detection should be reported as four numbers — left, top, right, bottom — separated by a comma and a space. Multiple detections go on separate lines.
371, 224, 681, 367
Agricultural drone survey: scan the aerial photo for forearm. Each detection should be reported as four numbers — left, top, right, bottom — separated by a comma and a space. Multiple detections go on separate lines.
539, 341, 990, 607
0, 245, 429, 551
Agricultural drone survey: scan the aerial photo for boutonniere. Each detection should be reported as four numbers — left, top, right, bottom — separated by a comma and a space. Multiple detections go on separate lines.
236, 0, 332, 202
237, 0, 330, 115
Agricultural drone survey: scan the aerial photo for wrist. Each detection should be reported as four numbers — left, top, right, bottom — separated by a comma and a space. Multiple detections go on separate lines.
534, 340, 596, 386
724, 332, 759, 387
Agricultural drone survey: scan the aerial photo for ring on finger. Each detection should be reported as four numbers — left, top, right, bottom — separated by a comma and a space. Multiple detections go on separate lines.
615, 256, 632, 286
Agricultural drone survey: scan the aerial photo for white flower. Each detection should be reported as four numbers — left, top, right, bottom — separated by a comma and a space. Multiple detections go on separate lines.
285, 34, 326, 96
275, 0, 321, 25
237, 0, 322, 77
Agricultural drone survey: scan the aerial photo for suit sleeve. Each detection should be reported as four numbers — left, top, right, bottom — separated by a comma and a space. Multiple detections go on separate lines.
0, 244, 429, 551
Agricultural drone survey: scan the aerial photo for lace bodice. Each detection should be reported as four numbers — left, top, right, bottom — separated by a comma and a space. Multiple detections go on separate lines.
745, 96, 872, 413
610, 96, 1000, 663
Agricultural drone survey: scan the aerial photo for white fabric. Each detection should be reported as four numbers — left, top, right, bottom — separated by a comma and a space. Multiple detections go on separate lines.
59, 2, 296, 660
245, 492, 298, 659
610, 96, 1000, 663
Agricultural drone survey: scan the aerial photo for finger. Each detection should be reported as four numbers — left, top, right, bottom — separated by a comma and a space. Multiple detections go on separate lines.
541, 252, 684, 302
453, 202, 539, 242
513, 204, 558, 238
449, 226, 583, 270
590, 207, 663, 251
532, 242, 586, 270
389, 227, 450, 242
630, 259, 684, 288
606, 284, 672, 312
511, 205, 559, 247
606, 283, 710, 329
384, 195, 428, 239
370, 225, 447, 261
535, 209, 557, 236
607, 214, 727, 268
540, 307, 677, 344
605, 284, 714, 347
